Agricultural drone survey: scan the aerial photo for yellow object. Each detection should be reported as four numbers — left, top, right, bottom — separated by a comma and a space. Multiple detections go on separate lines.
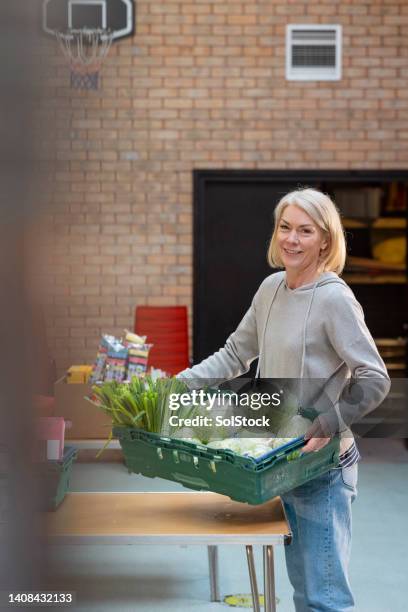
66, 365, 93, 384
224, 594, 269, 608
372, 237, 406, 265
124, 330, 146, 345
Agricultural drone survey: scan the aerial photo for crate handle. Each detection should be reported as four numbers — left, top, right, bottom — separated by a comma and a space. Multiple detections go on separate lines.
209, 461, 217, 473
157, 448, 163, 460
193, 456, 199, 469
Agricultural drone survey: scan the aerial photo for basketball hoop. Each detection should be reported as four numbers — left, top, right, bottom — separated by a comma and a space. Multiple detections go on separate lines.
55, 28, 114, 90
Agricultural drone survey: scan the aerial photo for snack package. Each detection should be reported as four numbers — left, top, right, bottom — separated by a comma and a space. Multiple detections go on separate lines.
123, 330, 152, 379
89, 330, 153, 383
126, 343, 153, 379
123, 330, 147, 345
89, 334, 116, 383
104, 341, 128, 382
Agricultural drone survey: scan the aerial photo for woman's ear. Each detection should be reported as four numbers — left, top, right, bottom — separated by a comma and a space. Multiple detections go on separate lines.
320, 237, 329, 255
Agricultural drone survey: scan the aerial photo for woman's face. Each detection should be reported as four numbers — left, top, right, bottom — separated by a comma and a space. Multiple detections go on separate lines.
277, 204, 328, 274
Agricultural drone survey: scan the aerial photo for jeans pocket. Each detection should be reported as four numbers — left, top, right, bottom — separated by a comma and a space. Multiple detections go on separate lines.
341, 464, 358, 492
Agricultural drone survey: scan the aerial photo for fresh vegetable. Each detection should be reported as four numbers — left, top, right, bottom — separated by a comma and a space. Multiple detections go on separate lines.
87, 376, 194, 436
206, 437, 295, 459
88, 377, 311, 461
276, 414, 311, 439
267, 436, 297, 449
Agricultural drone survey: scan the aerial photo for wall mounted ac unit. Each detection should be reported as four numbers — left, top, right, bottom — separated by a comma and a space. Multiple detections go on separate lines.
286, 24, 342, 81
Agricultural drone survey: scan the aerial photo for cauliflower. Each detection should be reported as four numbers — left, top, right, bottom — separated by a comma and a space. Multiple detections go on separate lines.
206, 437, 287, 459
276, 415, 311, 439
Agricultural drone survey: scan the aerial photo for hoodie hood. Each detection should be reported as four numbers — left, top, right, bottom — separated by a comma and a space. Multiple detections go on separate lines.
283, 271, 348, 292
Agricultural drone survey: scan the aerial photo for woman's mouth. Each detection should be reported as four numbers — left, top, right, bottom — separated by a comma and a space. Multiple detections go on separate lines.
284, 248, 302, 255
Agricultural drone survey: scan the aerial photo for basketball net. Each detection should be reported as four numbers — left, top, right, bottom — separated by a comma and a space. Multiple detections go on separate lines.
55, 28, 113, 90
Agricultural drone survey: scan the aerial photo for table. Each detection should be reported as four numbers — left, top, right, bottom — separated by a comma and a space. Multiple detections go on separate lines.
47, 492, 291, 612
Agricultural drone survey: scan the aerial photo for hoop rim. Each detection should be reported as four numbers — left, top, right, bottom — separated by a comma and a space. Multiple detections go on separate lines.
55, 26, 114, 74
55, 27, 114, 43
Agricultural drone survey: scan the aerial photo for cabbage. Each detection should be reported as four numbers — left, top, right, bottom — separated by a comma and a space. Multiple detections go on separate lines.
206, 437, 286, 459
206, 438, 243, 453
246, 444, 272, 458
276, 415, 311, 439
267, 436, 295, 449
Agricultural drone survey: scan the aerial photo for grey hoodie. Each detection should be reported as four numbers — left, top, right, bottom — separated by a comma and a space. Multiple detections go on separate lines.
179, 271, 390, 439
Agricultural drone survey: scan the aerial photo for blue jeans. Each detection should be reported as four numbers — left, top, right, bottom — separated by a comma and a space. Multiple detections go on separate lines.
281, 464, 358, 612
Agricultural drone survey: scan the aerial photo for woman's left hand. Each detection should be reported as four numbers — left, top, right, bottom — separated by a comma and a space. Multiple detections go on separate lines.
303, 416, 332, 453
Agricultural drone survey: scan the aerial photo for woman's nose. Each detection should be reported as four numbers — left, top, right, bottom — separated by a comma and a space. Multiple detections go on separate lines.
286, 230, 299, 243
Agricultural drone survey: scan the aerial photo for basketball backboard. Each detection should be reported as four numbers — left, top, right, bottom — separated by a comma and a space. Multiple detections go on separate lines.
42, 0, 134, 40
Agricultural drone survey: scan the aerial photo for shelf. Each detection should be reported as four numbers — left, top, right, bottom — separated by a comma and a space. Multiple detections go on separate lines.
343, 274, 407, 284
382, 363, 406, 370
373, 218, 407, 229
65, 439, 121, 450
346, 256, 405, 272
342, 217, 406, 230
375, 338, 407, 347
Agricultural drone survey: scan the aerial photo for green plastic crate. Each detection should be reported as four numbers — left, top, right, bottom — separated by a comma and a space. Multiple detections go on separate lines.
41, 446, 78, 511
113, 427, 340, 505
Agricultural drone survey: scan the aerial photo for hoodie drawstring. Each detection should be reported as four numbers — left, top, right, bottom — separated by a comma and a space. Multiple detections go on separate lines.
298, 281, 319, 410
254, 277, 285, 379
300, 281, 318, 378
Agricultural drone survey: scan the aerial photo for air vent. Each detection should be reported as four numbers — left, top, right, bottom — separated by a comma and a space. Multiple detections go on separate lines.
286, 25, 342, 81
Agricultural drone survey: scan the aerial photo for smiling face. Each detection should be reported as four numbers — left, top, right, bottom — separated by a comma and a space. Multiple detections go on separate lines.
277, 204, 328, 275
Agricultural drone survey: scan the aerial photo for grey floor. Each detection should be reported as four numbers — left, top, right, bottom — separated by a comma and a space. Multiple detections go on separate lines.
49, 439, 408, 611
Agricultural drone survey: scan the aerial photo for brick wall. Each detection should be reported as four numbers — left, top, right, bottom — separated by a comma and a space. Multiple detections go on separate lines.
34, 0, 408, 375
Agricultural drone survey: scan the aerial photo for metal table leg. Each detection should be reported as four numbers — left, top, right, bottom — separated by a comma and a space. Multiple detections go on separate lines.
263, 545, 276, 612
246, 545, 260, 612
207, 545, 220, 601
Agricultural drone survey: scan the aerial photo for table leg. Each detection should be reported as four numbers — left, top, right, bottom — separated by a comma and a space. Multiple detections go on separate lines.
245, 545, 260, 612
207, 545, 220, 602
263, 545, 276, 612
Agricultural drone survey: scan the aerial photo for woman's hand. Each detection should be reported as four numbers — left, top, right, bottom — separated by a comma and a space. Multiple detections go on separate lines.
302, 416, 332, 453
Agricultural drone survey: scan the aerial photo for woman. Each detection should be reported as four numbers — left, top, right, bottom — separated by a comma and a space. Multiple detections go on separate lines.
178, 188, 390, 611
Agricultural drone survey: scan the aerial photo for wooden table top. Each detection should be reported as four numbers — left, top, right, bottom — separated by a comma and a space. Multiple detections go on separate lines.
47, 492, 291, 545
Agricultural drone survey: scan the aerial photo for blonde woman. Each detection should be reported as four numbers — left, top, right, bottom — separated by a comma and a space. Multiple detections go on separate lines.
178, 188, 390, 611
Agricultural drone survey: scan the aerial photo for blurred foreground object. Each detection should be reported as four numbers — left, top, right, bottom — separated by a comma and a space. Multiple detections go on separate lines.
0, 0, 49, 593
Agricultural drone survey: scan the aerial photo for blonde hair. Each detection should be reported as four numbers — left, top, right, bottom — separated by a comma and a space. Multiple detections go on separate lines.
267, 188, 346, 274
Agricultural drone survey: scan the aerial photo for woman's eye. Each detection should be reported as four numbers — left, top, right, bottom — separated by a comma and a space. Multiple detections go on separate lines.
280, 225, 289, 230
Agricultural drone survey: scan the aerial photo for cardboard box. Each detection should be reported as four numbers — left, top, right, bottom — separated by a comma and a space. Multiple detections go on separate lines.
54, 377, 112, 439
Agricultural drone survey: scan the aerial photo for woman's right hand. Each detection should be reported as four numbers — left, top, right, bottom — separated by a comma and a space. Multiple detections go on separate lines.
303, 416, 332, 453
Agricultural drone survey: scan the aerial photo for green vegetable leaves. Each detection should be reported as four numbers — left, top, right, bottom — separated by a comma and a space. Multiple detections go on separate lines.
86, 376, 191, 436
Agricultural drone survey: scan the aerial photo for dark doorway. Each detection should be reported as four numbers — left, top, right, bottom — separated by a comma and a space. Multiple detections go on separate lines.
193, 170, 408, 367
